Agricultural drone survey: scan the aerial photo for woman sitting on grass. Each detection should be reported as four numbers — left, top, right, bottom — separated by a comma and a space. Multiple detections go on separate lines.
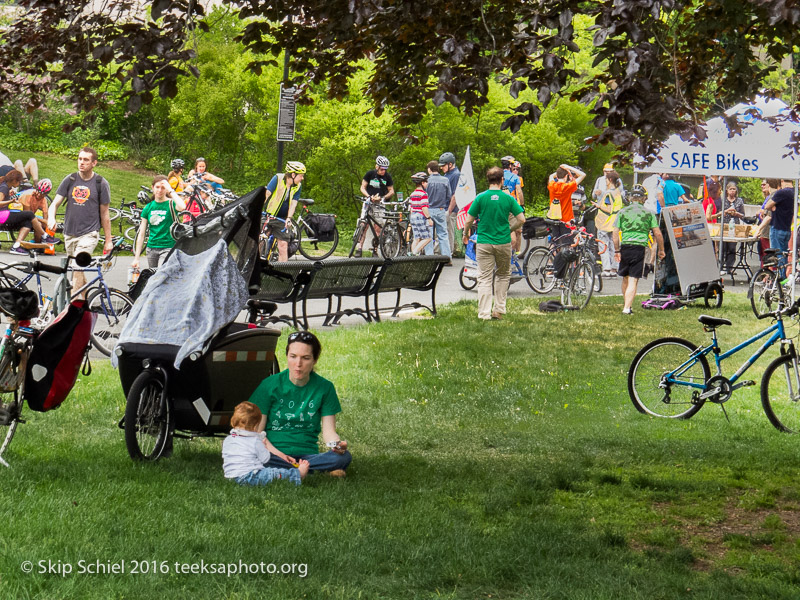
250, 331, 351, 477
131, 175, 186, 269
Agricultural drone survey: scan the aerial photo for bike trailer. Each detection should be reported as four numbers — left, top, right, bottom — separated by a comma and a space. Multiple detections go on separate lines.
117, 322, 280, 433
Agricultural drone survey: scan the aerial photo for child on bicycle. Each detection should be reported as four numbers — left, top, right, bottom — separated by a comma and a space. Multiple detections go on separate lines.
222, 401, 309, 486
409, 172, 433, 255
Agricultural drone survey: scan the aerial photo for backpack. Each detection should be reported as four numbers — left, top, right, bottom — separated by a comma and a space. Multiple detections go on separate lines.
24, 301, 96, 412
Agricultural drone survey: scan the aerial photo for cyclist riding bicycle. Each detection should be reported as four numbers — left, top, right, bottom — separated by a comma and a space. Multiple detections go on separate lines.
265, 161, 306, 262
355, 155, 394, 257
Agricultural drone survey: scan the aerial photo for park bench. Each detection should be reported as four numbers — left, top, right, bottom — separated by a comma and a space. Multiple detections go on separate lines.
368, 255, 450, 321
254, 254, 449, 329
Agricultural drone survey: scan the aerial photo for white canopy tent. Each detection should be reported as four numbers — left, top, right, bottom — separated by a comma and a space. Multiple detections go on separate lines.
635, 96, 800, 299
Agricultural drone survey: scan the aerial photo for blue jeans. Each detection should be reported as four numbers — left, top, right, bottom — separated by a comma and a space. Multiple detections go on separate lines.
266, 450, 352, 473
770, 228, 791, 276
425, 208, 451, 257
235, 467, 301, 486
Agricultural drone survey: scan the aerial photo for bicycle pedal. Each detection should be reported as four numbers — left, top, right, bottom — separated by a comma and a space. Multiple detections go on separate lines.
739, 380, 756, 387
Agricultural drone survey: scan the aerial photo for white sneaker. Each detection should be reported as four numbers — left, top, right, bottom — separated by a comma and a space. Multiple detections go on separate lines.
622, 308, 633, 315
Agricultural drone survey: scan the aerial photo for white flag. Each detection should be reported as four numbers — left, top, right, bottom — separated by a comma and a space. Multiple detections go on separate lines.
455, 145, 476, 210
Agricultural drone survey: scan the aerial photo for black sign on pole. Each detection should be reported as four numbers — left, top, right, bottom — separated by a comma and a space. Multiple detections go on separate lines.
277, 85, 296, 143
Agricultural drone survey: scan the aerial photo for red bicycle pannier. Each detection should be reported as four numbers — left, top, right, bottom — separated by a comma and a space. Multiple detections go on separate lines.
24, 300, 96, 412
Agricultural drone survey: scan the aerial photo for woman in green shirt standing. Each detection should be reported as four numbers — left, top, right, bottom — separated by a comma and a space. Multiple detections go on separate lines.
131, 175, 187, 269
251, 331, 351, 477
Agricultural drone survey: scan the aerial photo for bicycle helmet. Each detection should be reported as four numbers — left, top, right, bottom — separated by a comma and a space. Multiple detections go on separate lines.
500, 155, 516, 168
375, 156, 390, 168
171, 158, 185, 171
626, 184, 648, 202
410, 172, 428, 184
438, 152, 456, 166
36, 178, 52, 194
285, 161, 306, 174
137, 190, 151, 204
513, 161, 522, 170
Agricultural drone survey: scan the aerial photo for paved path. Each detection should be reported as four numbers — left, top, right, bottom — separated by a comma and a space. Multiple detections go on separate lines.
12, 242, 761, 334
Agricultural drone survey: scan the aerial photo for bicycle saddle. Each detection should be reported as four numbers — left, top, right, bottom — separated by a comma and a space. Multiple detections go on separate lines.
698, 315, 732, 328
297, 198, 315, 206
0, 288, 40, 321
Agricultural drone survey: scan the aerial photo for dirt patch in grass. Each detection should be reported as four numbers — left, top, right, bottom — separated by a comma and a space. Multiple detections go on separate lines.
633, 495, 800, 572
103, 160, 157, 176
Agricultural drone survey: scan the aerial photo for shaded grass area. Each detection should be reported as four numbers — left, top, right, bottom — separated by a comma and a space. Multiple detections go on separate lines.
3, 293, 800, 598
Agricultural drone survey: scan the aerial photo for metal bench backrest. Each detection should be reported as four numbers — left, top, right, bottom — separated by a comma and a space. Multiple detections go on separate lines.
255, 260, 319, 303
304, 257, 383, 299
371, 255, 447, 293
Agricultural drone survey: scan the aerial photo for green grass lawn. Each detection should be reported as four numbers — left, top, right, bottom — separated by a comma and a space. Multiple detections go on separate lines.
0, 148, 156, 223
3, 293, 800, 598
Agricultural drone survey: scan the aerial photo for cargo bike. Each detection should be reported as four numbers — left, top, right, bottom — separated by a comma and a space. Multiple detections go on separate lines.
116, 187, 284, 461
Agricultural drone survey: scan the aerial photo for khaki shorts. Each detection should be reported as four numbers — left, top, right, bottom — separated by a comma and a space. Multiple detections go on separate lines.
64, 231, 100, 258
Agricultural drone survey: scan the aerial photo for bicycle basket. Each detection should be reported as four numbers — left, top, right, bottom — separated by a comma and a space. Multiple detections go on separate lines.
522, 216, 548, 240
306, 213, 336, 242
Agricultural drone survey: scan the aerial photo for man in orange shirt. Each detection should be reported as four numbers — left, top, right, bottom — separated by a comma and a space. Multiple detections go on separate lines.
547, 163, 586, 238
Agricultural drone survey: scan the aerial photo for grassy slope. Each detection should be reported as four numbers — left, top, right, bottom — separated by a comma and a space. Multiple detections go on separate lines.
0, 148, 156, 220
2, 293, 800, 599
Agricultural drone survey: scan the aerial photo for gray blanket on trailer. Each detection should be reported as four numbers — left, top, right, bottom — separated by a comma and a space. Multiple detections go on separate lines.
111, 239, 249, 369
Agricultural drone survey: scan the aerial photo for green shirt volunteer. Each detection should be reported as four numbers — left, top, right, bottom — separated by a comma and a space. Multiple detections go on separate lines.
249, 370, 341, 457
467, 189, 524, 245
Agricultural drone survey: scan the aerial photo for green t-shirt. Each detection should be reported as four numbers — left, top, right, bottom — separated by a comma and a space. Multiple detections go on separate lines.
614, 203, 657, 246
249, 370, 341, 456
140, 199, 178, 249
467, 188, 523, 245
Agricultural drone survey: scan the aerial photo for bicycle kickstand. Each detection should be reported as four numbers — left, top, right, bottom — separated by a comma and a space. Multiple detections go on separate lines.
719, 402, 730, 423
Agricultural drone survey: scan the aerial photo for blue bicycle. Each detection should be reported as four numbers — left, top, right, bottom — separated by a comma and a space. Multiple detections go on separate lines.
628, 300, 800, 432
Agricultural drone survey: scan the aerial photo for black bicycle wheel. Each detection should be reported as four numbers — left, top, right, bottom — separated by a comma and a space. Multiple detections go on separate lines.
750, 269, 777, 318
86, 288, 135, 356
564, 259, 594, 310
379, 223, 402, 258
0, 270, 25, 291
0, 390, 20, 467
124, 369, 171, 460
704, 282, 723, 308
349, 222, 366, 257
459, 266, 477, 290
297, 220, 339, 259
524, 247, 556, 293
628, 337, 709, 418
761, 353, 800, 433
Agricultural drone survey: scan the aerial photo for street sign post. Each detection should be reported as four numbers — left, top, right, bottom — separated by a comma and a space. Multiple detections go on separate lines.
277, 85, 296, 143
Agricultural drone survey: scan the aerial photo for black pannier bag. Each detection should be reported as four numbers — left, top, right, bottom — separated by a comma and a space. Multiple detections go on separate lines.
307, 213, 337, 242
552, 248, 578, 280
522, 216, 548, 240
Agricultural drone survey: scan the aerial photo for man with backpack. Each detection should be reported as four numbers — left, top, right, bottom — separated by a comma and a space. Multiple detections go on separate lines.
48, 147, 113, 296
